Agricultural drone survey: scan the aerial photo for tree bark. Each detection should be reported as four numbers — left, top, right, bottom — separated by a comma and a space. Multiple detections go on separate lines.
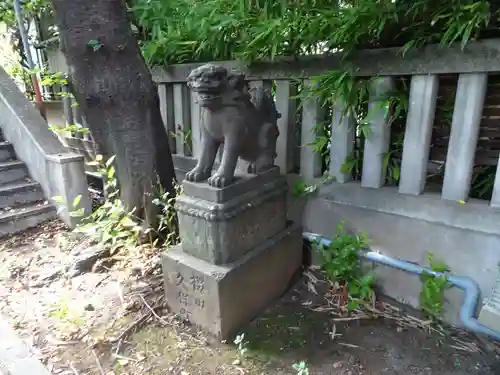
50, 0, 176, 228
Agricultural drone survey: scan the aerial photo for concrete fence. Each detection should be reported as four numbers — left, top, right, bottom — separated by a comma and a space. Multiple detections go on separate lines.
149, 39, 500, 325
55, 38, 500, 325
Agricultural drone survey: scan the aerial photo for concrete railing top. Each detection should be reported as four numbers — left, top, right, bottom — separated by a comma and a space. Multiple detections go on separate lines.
0, 65, 91, 227
152, 38, 500, 83
0, 66, 67, 157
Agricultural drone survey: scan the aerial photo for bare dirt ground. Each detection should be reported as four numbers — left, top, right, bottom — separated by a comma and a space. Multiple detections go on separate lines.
0, 220, 499, 375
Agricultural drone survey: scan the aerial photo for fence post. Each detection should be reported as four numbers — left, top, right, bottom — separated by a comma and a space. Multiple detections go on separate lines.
329, 99, 355, 183
62, 85, 74, 127
361, 76, 395, 188
190, 90, 202, 159
491, 158, 500, 208
399, 75, 439, 195
300, 79, 323, 180
442, 73, 487, 201
173, 83, 192, 156
275, 80, 297, 173
158, 83, 176, 153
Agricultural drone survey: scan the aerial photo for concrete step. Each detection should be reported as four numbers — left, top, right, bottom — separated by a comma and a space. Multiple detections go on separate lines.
0, 201, 56, 237
0, 181, 45, 209
0, 142, 15, 162
0, 161, 28, 186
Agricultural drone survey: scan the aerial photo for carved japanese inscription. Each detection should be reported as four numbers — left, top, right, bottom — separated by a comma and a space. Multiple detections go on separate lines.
170, 270, 207, 321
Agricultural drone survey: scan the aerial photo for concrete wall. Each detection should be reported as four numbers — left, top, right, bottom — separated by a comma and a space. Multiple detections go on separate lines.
298, 180, 500, 325
171, 158, 500, 325
168, 157, 499, 326
0, 65, 91, 227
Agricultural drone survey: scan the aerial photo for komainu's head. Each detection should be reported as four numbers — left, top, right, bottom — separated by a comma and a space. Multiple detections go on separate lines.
187, 63, 246, 108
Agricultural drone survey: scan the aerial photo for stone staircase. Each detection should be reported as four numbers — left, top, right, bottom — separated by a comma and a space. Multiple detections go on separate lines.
0, 132, 56, 237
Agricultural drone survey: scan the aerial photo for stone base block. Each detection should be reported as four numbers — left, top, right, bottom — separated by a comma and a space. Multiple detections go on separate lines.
478, 305, 500, 333
176, 167, 288, 265
161, 223, 302, 340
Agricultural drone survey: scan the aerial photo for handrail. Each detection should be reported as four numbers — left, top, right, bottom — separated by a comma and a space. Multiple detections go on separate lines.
0, 65, 91, 227
151, 38, 500, 83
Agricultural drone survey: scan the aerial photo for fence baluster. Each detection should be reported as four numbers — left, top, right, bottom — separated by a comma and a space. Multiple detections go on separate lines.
491, 160, 500, 208
275, 80, 297, 173
361, 77, 395, 188
62, 85, 74, 130
300, 79, 323, 180
158, 83, 176, 153
173, 83, 192, 156
329, 99, 355, 183
190, 90, 202, 159
399, 75, 439, 195
442, 73, 487, 201
72, 104, 83, 139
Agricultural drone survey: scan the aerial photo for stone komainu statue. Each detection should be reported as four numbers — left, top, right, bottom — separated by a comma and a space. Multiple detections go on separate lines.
185, 63, 281, 188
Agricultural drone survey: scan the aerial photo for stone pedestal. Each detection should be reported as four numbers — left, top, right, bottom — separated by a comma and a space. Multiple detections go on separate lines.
161, 167, 302, 339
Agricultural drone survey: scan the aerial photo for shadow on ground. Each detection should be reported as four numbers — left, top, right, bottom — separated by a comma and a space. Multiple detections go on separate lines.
124, 270, 500, 375
1, 221, 499, 375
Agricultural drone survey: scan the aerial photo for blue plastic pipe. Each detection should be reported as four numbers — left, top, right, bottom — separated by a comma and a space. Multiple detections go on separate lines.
303, 232, 500, 341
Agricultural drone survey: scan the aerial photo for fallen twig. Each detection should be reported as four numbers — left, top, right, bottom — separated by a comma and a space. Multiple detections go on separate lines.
304, 270, 494, 354
93, 274, 111, 290
92, 349, 106, 375
112, 353, 140, 362
338, 342, 360, 348
137, 294, 207, 345
138, 294, 172, 327
69, 361, 79, 375
114, 312, 151, 353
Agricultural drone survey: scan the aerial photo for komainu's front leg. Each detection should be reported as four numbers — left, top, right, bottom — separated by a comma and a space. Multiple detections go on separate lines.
208, 136, 239, 188
185, 129, 219, 182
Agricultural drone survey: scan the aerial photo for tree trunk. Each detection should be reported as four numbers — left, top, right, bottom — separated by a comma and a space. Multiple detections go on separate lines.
50, 0, 176, 228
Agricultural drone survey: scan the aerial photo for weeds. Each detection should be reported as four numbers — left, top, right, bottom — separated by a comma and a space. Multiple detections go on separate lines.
48, 298, 83, 329
291, 179, 317, 198
57, 154, 180, 253
315, 222, 376, 311
292, 361, 309, 375
419, 253, 452, 320
52, 194, 86, 219
232, 333, 310, 374
152, 181, 182, 247
233, 333, 249, 365
72, 155, 144, 253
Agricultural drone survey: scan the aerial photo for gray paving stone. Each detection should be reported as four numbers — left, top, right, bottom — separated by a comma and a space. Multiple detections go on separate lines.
0, 315, 50, 375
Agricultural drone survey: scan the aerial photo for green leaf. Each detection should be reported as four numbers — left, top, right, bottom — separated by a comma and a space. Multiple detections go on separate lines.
360, 274, 376, 286
72, 195, 82, 208
107, 167, 116, 180
119, 216, 137, 228
87, 39, 103, 51
106, 155, 116, 167
69, 208, 85, 218
347, 300, 360, 311
52, 196, 65, 204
